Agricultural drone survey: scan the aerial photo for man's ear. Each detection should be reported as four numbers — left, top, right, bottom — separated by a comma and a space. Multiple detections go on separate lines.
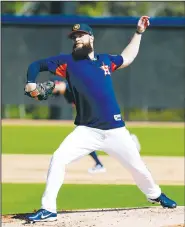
90, 35, 94, 43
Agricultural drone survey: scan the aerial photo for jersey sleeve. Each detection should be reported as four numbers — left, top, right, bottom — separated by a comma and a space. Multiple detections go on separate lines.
108, 54, 124, 72
26, 54, 67, 83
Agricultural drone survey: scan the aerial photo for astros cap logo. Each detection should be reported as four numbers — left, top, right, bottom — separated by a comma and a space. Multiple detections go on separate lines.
73, 24, 80, 31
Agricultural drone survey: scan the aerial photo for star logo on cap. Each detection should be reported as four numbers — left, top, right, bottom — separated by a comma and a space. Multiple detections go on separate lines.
73, 24, 80, 31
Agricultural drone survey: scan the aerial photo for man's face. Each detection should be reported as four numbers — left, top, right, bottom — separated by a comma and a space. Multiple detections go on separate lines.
71, 32, 94, 60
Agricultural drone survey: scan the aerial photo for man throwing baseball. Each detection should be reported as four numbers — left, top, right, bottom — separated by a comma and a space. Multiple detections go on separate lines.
25, 16, 176, 223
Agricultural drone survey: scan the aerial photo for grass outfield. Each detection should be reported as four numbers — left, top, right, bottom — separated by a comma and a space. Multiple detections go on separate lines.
2, 184, 184, 215
2, 125, 184, 156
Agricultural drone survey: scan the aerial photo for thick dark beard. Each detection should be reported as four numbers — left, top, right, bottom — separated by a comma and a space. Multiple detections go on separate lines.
72, 43, 93, 60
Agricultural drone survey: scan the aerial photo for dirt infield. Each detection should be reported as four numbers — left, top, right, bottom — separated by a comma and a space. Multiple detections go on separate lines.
2, 207, 185, 227
2, 119, 184, 127
2, 155, 184, 185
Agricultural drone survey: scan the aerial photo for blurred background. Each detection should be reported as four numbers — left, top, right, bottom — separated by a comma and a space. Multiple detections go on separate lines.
1, 1, 185, 122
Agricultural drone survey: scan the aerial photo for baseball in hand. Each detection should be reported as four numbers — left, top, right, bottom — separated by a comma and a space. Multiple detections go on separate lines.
137, 16, 150, 33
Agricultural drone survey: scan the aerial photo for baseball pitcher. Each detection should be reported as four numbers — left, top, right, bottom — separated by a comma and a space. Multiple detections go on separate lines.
24, 16, 176, 223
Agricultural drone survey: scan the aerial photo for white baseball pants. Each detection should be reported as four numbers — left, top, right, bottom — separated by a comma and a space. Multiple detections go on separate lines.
41, 126, 161, 213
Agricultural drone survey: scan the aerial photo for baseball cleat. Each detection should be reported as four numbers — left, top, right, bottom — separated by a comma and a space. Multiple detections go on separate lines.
148, 193, 177, 208
26, 209, 57, 222
88, 164, 106, 174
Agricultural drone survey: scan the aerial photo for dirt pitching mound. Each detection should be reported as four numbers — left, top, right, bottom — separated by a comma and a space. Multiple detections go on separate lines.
2, 206, 184, 227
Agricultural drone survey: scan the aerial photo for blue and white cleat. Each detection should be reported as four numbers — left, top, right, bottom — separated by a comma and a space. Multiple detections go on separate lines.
26, 209, 57, 223
148, 193, 177, 208
88, 164, 106, 174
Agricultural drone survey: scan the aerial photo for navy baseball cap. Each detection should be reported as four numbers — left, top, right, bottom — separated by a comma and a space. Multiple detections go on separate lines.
68, 23, 93, 38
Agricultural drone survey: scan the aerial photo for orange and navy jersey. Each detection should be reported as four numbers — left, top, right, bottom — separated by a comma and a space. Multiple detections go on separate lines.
27, 53, 124, 130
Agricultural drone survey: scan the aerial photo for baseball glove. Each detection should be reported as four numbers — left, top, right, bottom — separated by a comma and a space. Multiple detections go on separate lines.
24, 81, 55, 101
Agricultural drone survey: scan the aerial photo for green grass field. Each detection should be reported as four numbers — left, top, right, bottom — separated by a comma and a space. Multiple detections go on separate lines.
2, 184, 184, 215
2, 125, 184, 156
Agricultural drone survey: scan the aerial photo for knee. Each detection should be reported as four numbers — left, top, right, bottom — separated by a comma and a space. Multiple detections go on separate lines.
52, 149, 66, 164
52, 148, 71, 165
